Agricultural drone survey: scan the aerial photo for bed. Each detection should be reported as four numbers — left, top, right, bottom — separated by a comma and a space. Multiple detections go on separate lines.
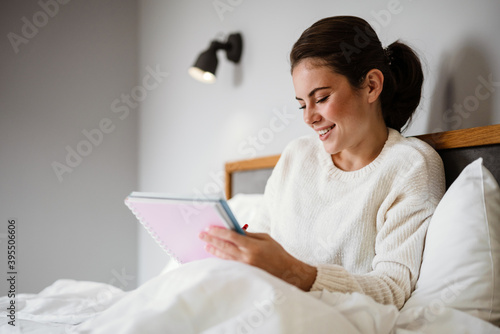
1, 124, 500, 333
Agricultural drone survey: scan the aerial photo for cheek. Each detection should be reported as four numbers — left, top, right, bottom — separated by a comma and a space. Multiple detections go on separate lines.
325, 93, 361, 121
324, 97, 348, 119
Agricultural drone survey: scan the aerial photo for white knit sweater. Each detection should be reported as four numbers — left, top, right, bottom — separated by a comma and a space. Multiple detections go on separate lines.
248, 128, 445, 309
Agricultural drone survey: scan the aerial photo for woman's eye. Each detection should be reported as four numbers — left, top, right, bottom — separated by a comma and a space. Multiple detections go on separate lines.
298, 105, 306, 110
316, 95, 329, 104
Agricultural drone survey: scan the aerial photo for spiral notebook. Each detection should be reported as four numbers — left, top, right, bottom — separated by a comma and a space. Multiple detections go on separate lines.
125, 192, 245, 264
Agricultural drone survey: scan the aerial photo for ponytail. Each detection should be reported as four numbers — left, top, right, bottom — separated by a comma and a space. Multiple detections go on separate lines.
380, 41, 424, 132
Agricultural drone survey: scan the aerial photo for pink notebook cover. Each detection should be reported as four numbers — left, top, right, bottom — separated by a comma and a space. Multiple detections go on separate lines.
125, 195, 230, 264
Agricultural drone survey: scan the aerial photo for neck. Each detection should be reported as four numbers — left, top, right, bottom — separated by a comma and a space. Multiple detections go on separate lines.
332, 124, 389, 172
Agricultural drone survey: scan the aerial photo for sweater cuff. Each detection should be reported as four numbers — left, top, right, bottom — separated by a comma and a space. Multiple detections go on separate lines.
311, 264, 363, 294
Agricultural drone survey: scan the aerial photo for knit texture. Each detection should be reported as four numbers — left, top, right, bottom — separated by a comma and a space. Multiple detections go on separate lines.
248, 128, 445, 309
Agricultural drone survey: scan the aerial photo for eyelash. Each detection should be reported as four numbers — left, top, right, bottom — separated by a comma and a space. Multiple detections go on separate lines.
298, 95, 330, 110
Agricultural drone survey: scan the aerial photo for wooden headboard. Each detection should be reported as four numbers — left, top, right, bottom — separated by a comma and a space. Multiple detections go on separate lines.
225, 124, 500, 199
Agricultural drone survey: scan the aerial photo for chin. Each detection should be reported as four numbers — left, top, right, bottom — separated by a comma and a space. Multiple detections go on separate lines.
322, 142, 340, 155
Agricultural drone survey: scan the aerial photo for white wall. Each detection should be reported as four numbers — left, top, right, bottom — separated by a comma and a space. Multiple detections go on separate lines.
137, 0, 500, 284
0, 0, 138, 293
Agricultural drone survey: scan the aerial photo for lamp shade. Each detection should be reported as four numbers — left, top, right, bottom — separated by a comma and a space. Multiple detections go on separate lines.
189, 46, 218, 84
189, 33, 242, 84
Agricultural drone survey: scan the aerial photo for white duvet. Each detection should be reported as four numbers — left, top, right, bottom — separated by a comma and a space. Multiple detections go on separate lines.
1, 259, 499, 334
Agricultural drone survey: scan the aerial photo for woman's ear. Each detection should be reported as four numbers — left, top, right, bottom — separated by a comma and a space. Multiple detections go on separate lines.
364, 69, 384, 104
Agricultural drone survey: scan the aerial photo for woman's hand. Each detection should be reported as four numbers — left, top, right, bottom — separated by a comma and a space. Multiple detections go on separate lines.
199, 227, 317, 291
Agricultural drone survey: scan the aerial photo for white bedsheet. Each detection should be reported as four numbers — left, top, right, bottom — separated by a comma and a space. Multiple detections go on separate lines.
1, 259, 499, 333
0, 279, 125, 333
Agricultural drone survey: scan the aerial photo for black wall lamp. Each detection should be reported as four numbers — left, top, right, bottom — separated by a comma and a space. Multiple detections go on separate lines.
188, 33, 243, 84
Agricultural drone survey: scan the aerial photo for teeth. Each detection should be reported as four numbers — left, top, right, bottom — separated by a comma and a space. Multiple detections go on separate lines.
317, 125, 334, 135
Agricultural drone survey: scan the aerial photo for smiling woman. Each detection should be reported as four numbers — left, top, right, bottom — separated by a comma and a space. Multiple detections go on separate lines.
201, 15, 445, 310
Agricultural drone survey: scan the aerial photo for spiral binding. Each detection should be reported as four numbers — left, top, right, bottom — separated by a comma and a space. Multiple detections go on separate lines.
124, 198, 183, 264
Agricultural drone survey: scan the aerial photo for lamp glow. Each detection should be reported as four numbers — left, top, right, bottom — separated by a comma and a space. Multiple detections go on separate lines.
188, 67, 216, 84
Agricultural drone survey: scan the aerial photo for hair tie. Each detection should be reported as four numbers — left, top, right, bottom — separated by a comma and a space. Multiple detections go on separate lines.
384, 47, 393, 65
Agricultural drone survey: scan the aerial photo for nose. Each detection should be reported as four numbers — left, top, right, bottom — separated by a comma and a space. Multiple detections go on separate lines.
303, 105, 321, 126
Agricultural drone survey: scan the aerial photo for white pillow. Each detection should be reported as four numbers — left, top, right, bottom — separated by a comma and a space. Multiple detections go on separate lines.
402, 158, 500, 325
227, 193, 264, 227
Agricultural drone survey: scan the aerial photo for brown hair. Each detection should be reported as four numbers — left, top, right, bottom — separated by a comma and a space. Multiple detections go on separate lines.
290, 16, 423, 132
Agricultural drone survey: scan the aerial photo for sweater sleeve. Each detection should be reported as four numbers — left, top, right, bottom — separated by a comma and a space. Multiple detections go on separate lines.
311, 153, 445, 309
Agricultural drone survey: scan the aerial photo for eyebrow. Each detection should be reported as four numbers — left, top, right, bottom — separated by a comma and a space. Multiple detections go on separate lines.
295, 86, 331, 100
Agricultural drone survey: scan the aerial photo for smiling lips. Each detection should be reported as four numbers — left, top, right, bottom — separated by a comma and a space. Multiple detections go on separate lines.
316, 124, 335, 136
315, 124, 335, 141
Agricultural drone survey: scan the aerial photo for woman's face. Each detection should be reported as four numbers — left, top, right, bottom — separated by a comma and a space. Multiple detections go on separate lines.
292, 59, 378, 157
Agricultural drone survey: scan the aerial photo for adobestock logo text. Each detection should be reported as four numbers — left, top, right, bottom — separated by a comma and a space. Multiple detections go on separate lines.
7, 0, 72, 54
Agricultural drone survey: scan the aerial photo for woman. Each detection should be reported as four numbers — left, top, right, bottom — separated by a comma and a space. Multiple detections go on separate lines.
199, 16, 445, 309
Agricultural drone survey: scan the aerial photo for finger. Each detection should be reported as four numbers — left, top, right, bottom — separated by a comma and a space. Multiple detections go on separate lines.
204, 243, 237, 261
200, 231, 239, 254
206, 226, 270, 242
241, 231, 270, 240
206, 226, 251, 245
